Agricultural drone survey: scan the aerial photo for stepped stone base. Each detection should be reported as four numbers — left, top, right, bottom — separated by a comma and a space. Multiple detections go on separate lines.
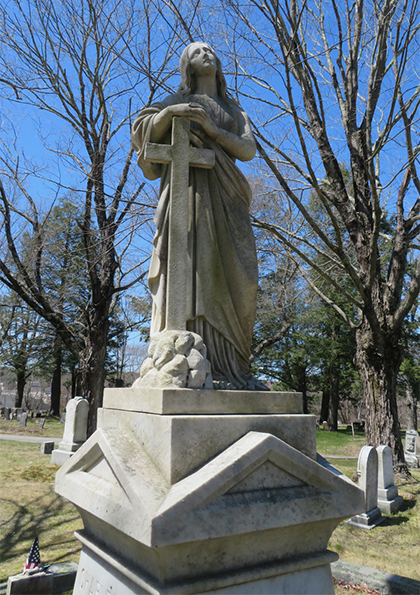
377, 485, 403, 514
346, 506, 384, 530
55, 387, 364, 595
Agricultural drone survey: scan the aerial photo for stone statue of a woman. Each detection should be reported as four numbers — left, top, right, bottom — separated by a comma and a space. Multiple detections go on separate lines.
132, 42, 266, 391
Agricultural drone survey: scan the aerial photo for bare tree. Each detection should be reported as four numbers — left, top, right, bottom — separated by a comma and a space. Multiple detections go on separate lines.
0, 0, 192, 432
215, 0, 420, 469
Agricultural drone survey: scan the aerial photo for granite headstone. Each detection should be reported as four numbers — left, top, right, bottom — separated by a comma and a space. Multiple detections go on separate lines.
404, 429, 420, 468
376, 445, 403, 513
51, 397, 89, 466
347, 445, 384, 529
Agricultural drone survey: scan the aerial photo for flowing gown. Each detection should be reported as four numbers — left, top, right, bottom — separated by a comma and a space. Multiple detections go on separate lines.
132, 92, 259, 389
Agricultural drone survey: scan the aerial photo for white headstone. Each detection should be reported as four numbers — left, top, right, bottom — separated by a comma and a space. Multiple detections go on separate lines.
62, 397, 89, 445
376, 445, 403, 514
346, 445, 384, 529
51, 397, 89, 466
359, 445, 378, 512
404, 429, 420, 468
377, 445, 394, 490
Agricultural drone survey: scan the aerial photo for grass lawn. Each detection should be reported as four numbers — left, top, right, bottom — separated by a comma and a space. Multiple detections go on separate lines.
0, 440, 82, 581
0, 425, 419, 592
317, 426, 366, 457
330, 469, 420, 578
317, 427, 420, 590
0, 416, 65, 438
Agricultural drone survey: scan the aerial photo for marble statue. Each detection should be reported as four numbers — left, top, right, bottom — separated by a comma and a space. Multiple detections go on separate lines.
132, 42, 263, 390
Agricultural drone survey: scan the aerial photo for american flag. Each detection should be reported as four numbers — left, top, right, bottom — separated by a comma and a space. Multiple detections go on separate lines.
23, 536, 41, 571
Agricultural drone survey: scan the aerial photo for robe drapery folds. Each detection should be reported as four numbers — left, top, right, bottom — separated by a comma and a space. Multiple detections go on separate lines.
132, 93, 258, 388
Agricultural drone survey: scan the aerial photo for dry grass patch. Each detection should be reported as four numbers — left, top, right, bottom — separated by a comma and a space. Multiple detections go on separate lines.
0, 440, 82, 581
0, 417, 64, 438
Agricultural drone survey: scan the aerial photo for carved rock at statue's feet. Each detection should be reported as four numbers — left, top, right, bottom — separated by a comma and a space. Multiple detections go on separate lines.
133, 330, 213, 389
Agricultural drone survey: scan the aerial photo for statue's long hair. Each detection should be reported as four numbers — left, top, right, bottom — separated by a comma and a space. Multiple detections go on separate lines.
177, 43, 228, 99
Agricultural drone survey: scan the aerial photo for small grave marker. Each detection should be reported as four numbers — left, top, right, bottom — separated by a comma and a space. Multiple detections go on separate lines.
41, 441, 54, 455
51, 397, 89, 466
377, 445, 403, 513
404, 429, 420, 468
346, 445, 384, 530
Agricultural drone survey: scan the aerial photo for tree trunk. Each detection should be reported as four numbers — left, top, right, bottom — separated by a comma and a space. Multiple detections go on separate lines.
78, 307, 110, 436
296, 369, 308, 414
15, 369, 26, 408
406, 380, 418, 431
328, 372, 339, 431
320, 387, 330, 425
355, 323, 407, 471
50, 336, 62, 416
71, 365, 78, 399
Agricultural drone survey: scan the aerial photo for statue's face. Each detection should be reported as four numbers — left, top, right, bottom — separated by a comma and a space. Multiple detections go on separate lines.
188, 42, 217, 77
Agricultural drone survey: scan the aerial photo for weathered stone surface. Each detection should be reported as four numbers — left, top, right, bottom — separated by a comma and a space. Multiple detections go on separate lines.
57, 426, 363, 585
131, 42, 267, 391
161, 353, 189, 376
74, 532, 337, 595
57, 380, 365, 595
174, 331, 195, 354
377, 445, 403, 514
405, 429, 420, 468
134, 330, 212, 390
139, 356, 154, 378
99, 407, 317, 484
346, 446, 384, 529
51, 397, 89, 466
6, 561, 77, 595
152, 336, 176, 370
103, 386, 303, 415
7, 571, 53, 594
56, 40, 367, 595
331, 559, 420, 595
377, 445, 394, 490
41, 441, 54, 455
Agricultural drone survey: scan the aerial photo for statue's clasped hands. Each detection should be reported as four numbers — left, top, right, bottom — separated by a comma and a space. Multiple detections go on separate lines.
169, 102, 220, 141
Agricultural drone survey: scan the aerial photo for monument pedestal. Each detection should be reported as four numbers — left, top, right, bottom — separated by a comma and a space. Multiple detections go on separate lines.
377, 485, 404, 514
56, 388, 364, 595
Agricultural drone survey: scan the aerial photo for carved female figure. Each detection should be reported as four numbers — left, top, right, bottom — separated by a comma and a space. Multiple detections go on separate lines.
132, 42, 262, 390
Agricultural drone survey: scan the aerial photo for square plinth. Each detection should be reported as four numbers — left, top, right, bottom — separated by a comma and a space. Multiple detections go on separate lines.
100, 388, 309, 484
98, 408, 316, 484
103, 387, 303, 415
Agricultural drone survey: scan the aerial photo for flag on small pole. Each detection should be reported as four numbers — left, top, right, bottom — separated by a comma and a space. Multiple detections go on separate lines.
23, 534, 41, 572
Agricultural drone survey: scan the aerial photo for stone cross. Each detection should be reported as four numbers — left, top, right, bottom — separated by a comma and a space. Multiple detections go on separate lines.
145, 117, 215, 330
